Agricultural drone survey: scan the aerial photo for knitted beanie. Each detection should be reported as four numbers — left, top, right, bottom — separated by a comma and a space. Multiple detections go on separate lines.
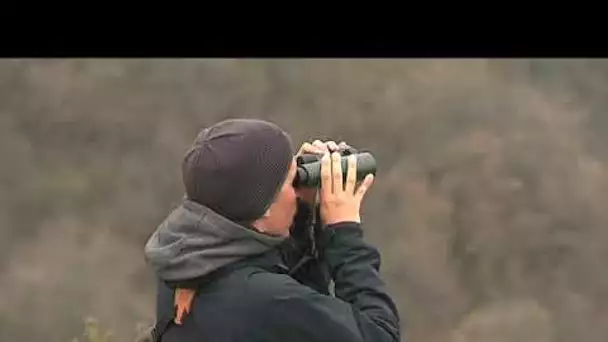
182, 118, 294, 222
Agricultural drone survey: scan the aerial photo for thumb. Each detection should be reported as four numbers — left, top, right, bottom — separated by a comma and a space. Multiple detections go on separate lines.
355, 174, 374, 200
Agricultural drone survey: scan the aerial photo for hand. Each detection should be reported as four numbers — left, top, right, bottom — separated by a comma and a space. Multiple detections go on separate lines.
295, 140, 350, 205
319, 151, 374, 225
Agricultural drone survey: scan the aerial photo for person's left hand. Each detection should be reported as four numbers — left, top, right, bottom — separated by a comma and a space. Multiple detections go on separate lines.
295, 140, 349, 205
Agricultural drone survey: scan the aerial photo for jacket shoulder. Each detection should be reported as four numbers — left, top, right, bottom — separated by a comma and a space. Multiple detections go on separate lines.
238, 266, 308, 298
242, 270, 366, 342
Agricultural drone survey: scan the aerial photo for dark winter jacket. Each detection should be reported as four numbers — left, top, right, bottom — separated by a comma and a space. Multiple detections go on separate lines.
144, 198, 401, 342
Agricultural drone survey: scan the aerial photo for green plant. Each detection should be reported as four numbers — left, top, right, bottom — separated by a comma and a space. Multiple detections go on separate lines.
71, 317, 113, 342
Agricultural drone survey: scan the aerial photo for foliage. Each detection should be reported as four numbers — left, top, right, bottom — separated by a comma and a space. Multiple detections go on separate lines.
71, 318, 114, 342
1, 59, 608, 342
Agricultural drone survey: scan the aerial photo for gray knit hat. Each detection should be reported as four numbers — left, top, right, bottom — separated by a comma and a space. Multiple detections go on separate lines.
182, 118, 295, 222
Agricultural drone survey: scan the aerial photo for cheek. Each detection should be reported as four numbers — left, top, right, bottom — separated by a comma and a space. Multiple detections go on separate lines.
274, 186, 294, 211
280, 187, 297, 219
289, 187, 298, 208
288, 185, 297, 201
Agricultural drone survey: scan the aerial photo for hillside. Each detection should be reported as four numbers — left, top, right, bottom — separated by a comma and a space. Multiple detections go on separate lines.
1, 59, 608, 342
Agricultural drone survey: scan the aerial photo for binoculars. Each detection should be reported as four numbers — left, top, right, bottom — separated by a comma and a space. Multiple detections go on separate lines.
293, 147, 377, 188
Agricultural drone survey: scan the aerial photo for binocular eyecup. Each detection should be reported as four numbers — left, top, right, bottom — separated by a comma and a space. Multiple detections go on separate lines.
293, 148, 377, 188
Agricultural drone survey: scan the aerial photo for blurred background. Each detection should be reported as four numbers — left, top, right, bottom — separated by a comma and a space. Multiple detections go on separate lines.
1, 59, 608, 342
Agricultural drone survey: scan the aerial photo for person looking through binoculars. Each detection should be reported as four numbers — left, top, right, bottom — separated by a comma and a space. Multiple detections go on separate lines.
142, 118, 401, 342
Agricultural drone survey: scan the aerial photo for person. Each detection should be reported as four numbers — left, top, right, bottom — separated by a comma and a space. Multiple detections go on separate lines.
142, 118, 401, 342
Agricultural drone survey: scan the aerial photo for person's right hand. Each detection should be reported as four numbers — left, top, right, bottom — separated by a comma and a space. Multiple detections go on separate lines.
295, 140, 352, 206
319, 151, 375, 225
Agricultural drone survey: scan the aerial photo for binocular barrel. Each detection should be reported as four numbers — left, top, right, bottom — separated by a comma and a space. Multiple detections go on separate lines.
293, 152, 377, 188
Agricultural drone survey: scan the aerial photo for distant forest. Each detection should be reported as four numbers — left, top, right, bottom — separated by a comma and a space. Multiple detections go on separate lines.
1, 59, 608, 342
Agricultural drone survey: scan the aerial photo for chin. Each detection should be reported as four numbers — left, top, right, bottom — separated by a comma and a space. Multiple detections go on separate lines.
277, 225, 291, 238
267, 226, 290, 238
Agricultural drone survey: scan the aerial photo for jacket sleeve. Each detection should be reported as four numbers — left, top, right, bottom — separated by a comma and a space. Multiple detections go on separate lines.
267, 222, 401, 342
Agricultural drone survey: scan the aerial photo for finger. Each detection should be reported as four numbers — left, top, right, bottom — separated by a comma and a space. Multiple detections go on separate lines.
312, 140, 329, 153
298, 142, 323, 156
297, 142, 312, 155
355, 174, 374, 200
326, 141, 339, 152
331, 152, 343, 193
338, 141, 350, 149
345, 155, 357, 194
320, 152, 332, 198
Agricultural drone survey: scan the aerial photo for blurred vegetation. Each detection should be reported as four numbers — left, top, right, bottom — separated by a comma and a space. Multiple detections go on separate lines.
1, 59, 608, 342
71, 318, 114, 342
